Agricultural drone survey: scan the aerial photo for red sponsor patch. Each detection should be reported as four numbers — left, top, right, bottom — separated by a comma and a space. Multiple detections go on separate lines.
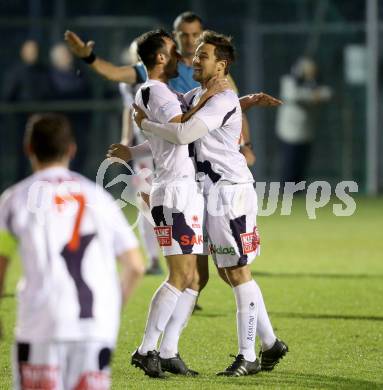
154, 226, 172, 247
180, 234, 203, 246
240, 227, 260, 254
74, 372, 110, 390
21, 364, 59, 389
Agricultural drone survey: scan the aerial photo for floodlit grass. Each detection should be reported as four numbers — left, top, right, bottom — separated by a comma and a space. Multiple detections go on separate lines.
1, 197, 382, 389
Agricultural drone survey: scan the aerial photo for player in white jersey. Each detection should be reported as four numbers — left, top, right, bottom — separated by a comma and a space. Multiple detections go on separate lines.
0, 114, 144, 389
107, 30, 230, 378
134, 31, 288, 376
118, 41, 162, 275
64, 26, 282, 377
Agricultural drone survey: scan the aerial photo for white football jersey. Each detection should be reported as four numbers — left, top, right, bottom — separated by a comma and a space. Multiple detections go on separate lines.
184, 87, 254, 188
0, 167, 138, 344
135, 79, 196, 185
119, 82, 146, 144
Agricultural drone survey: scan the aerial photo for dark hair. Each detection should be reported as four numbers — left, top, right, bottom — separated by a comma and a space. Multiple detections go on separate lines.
197, 30, 235, 75
24, 113, 74, 163
173, 11, 203, 31
136, 29, 173, 70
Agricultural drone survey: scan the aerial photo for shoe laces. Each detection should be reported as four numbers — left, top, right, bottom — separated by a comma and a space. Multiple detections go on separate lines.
147, 350, 160, 362
225, 354, 244, 371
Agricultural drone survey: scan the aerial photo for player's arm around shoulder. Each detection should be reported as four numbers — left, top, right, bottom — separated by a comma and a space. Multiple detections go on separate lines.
193, 89, 240, 130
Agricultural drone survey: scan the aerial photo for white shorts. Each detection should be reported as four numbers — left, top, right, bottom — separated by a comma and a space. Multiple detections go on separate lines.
205, 182, 260, 268
150, 180, 207, 256
13, 341, 112, 390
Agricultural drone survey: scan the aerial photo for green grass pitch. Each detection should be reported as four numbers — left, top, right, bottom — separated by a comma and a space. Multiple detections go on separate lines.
1, 197, 382, 389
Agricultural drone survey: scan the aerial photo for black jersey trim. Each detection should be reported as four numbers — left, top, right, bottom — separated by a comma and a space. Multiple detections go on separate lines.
221, 107, 237, 127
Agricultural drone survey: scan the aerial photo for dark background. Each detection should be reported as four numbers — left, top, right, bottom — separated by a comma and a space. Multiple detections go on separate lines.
0, 0, 381, 193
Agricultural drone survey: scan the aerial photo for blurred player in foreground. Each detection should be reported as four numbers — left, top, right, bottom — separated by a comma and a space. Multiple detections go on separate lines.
134, 31, 288, 377
0, 114, 144, 389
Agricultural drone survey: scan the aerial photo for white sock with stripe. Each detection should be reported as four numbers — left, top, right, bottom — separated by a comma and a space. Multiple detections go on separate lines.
233, 280, 258, 362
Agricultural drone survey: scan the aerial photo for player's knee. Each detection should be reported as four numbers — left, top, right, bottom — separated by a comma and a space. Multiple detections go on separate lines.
182, 271, 195, 290
225, 265, 252, 287
168, 269, 193, 291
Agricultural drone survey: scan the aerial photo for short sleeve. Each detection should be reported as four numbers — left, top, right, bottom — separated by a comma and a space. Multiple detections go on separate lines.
183, 87, 200, 107
194, 92, 239, 132
150, 86, 183, 124
0, 189, 18, 258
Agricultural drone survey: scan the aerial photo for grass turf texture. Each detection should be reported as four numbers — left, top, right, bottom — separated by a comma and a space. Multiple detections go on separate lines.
1, 197, 382, 389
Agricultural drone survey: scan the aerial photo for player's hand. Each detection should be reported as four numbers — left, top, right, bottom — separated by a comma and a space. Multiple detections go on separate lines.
132, 103, 147, 128
205, 75, 232, 97
241, 93, 283, 109
106, 143, 132, 161
64, 30, 95, 58
240, 145, 256, 166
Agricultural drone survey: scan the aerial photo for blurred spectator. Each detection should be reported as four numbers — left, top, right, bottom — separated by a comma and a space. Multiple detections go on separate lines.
276, 57, 332, 184
2, 39, 52, 102
50, 43, 90, 99
2, 40, 52, 182
49, 43, 91, 174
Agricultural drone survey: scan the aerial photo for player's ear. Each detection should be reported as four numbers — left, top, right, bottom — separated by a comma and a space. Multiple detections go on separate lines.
68, 142, 77, 160
217, 59, 227, 73
157, 52, 167, 65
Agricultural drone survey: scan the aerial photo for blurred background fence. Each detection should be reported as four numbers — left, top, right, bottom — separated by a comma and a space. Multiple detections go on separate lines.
0, 0, 382, 194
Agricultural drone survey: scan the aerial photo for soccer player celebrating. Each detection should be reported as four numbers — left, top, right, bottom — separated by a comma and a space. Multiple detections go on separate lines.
133, 31, 288, 376
64, 25, 282, 377
108, 30, 231, 378
0, 114, 144, 389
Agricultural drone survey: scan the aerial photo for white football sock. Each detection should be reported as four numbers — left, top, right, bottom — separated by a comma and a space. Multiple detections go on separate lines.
159, 288, 198, 359
233, 280, 258, 362
254, 281, 277, 351
138, 282, 181, 355
138, 216, 159, 267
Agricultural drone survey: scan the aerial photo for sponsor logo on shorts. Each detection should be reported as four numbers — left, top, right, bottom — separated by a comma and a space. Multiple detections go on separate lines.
75, 372, 110, 390
21, 364, 59, 389
154, 226, 172, 247
209, 244, 236, 256
240, 227, 260, 254
180, 234, 203, 246
191, 215, 200, 228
